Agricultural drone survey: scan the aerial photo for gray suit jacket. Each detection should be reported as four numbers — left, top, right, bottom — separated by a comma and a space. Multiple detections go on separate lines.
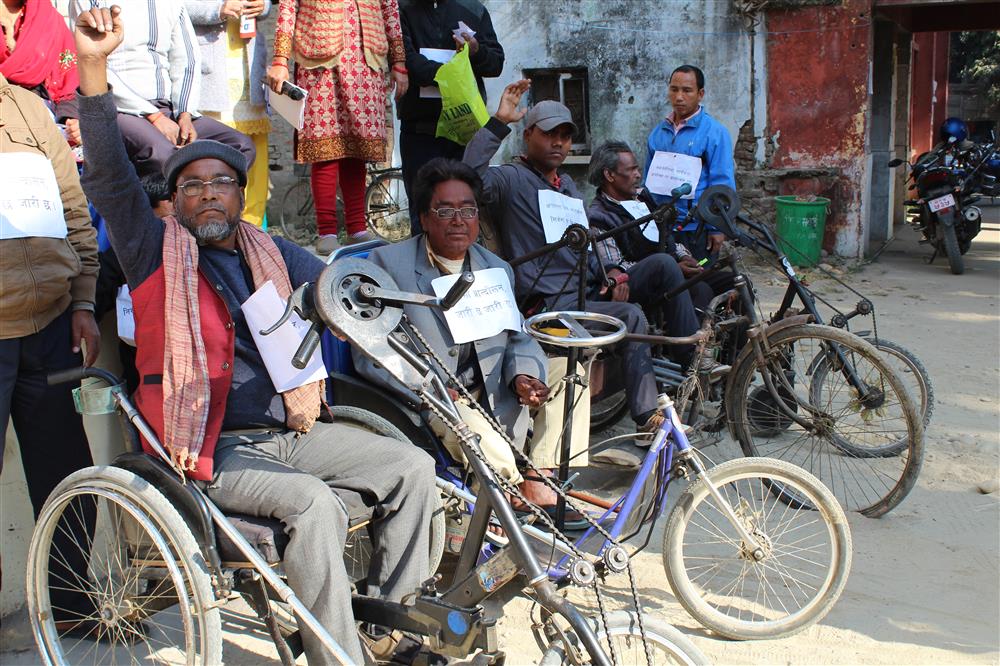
352, 236, 547, 448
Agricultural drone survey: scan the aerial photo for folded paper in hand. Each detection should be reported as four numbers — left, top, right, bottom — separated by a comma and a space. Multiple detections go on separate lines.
265, 83, 307, 131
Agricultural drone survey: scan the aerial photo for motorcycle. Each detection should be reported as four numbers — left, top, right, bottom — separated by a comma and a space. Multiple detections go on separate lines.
889, 132, 994, 275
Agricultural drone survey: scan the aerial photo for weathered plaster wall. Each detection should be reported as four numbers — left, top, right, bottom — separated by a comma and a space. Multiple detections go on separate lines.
765, 0, 873, 257
480, 0, 755, 192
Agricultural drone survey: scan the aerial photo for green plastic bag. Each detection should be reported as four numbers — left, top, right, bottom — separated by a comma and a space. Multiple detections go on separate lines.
434, 47, 490, 146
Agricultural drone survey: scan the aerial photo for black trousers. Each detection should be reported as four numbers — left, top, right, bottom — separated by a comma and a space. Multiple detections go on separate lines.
0, 308, 96, 621
625, 253, 702, 364
399, 129, 465, 235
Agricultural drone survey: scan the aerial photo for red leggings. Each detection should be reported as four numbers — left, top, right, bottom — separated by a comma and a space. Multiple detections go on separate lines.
310, 158, 366, 236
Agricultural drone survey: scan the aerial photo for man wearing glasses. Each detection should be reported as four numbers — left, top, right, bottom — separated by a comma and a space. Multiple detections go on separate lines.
355, 157, 590, 524
73, 7, 436, 662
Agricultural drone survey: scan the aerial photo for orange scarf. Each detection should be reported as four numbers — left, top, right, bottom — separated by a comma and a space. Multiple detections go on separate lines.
161, 216, 324, 468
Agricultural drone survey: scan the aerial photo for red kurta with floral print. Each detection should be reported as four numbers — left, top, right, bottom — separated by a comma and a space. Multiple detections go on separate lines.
275, 0, 405, 164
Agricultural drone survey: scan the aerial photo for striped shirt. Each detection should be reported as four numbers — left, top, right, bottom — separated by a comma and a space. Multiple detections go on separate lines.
72, 0, 200, 117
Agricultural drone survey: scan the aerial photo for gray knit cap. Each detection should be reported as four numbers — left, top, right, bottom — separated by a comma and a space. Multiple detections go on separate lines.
163, 140, 248, 193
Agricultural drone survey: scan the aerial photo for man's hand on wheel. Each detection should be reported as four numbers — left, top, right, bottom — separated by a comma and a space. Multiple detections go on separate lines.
514, 375, 549, 407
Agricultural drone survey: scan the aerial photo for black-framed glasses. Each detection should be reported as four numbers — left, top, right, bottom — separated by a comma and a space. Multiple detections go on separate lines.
430, 206, 479, 220
178, 176, 239, 197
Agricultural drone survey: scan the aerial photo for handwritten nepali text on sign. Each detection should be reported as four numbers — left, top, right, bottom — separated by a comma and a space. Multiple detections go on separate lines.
645, 151, 701, 199
431, 268, 520, 344
537, 189, 588, 243
0, 152, 66, 240
618, 199, 661, 242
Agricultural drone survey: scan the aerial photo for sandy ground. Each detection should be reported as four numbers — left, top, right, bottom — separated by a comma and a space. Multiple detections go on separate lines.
1, 213, 997, 665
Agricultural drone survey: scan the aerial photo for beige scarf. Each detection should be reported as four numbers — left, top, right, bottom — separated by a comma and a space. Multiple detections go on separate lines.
161, 216, 324, 469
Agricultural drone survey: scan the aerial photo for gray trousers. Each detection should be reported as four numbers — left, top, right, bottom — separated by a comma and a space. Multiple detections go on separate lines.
204, 421, 437, 665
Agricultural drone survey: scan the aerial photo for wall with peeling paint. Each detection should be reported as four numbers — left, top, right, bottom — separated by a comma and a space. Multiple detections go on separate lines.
480, 0, 755, 190
764, 0, 873, 257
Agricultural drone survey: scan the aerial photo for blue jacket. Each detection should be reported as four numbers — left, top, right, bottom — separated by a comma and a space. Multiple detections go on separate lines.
645, 107, 735, 231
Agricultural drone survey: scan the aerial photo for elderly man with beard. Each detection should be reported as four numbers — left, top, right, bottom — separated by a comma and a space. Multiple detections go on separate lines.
74, 7, 436, 663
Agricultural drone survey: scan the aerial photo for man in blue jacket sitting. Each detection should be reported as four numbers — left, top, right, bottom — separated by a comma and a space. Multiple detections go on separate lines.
646, 65, 735, 260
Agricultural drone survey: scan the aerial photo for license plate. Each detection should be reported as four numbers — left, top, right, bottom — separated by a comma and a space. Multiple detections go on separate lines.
928, 193, 956, 213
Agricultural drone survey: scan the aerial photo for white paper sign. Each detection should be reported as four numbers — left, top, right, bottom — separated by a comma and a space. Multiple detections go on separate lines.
116, 285, 136, 347
419, 48, 456, 99
264, 83, 307, 130
430, 268, 520, 345
537, 189, 588, 243
645, 151, 701, 199
0, 152, 67, 239
242, 281, 327, 393
618, 199, 660, 242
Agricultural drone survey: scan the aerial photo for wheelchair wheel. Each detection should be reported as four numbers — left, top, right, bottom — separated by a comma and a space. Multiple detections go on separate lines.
328, 406, 445, 583
538, 611, 708, 665
28, 465, 222, 665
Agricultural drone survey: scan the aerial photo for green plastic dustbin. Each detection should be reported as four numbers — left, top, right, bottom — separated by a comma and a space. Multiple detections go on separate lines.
774, 195, 830, 267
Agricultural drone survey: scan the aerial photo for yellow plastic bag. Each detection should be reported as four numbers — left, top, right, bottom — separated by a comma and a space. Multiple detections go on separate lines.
434, 47, 490, 146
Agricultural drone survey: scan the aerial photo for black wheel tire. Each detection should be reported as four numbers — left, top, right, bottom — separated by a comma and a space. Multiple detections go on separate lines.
942, 224, 965, 275
727, 323, 924, 517
857, 334, 935, 427
589, 390, 630, 433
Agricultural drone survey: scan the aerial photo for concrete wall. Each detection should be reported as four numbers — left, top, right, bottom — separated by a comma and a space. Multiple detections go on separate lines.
764, 0, 874, 258
478, 0, 754, 189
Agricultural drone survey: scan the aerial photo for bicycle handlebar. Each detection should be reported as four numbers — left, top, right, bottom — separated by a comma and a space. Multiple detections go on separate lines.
47, 366, 122, 388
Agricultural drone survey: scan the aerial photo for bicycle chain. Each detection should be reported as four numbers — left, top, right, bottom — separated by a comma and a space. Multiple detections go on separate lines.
404, 316, 652, 666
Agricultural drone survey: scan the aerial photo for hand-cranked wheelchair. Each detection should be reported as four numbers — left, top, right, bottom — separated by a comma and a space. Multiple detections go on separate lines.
26, 252, 708, 665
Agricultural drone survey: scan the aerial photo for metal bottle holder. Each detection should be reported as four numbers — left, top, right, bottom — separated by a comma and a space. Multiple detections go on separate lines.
72, 377, 127, 415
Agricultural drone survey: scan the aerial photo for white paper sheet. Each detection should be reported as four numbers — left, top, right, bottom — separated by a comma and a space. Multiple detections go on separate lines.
242, 281, 327, 393
116, 285, 136, 347
264, 83, 307, 131
419, 48, 456, 99
537, 189, 588, 243
453, 21, 476, 40
0, 152, 67, 240
617, 199, 660, 242
645, 151, 702, 198
431, 268, 520, 345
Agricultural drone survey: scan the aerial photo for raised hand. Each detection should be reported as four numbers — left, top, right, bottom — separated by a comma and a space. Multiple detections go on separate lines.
74, 5, 123, 61
495, 79, 530, 125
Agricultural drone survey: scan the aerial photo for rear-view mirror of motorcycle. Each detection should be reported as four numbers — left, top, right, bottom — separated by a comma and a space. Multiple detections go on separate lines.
887, 158, 905, 168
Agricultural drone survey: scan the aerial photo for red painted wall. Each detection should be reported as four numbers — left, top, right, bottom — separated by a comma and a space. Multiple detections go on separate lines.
909, 31, 950, 159
766, 0, 872, 256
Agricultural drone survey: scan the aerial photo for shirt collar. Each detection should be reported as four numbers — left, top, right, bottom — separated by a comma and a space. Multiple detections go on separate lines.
666, 106, 703, 131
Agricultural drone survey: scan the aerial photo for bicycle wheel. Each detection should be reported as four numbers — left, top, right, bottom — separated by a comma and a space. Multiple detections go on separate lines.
942, 223, 965, 275
28, 466, 222, 665
327, 406, 445, 583
279, 179, 318, 246
590, 389, 630, 433
727, 324, 924, 516
538, 611, 709, 666
365, 170, 411, 243
663, 458, 851, 640
810, 335, 934, 458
